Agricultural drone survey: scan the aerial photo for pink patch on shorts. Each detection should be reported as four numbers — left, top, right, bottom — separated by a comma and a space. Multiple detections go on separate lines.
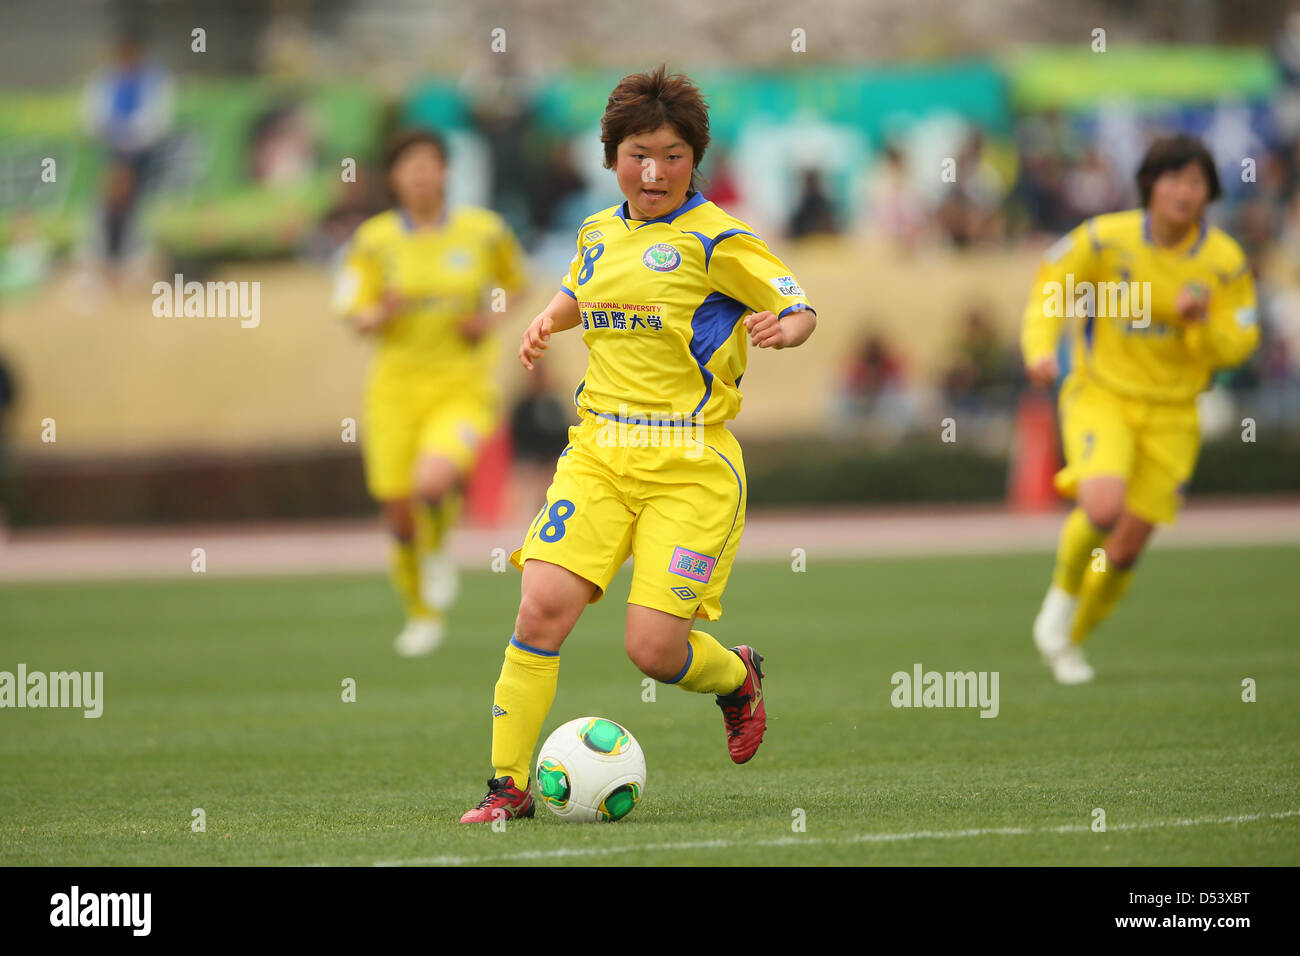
669, 546, 715, 583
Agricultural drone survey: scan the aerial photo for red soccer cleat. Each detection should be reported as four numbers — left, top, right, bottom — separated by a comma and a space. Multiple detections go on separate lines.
715, 646, 766, 764
458, 776, 535, 823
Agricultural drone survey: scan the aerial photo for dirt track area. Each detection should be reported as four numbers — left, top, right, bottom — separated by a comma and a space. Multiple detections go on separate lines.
2, 498, 1298, 583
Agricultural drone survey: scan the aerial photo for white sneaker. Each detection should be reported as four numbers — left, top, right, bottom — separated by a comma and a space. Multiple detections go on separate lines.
1033, 585, 1076, 665
1050, 644, 1096, 685
394, 617, 445, 657
420, 549, 460, 612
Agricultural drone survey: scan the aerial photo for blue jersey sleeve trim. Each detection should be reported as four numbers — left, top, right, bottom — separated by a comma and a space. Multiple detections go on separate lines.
559, 286, 577, 299
778, 303, 815, 319
689, 227, 758, 270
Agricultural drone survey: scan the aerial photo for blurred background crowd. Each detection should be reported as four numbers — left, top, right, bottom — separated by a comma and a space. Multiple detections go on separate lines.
1, 0, 1298, 528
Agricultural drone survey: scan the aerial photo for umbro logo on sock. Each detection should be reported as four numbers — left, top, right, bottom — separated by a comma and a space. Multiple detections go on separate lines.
492, 705, 508, 717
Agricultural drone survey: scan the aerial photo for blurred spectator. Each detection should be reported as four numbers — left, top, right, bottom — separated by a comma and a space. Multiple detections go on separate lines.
858, 142, 926, 252
1064, 147, 1123, 220
81, 30, 174, 271
787, 168, 839, 239
942, 307, 1021, 412
530, 140, 586, 235
249, 103, 317, 183
702, 150, 742, 210
838, 330, 921, 436
465, 63, 547, 242
0, 211, 54, 297
0, 348, 15, 530
844, 333, 905, 409
935, 131, 1008, 248
1011, 111, 1086, 236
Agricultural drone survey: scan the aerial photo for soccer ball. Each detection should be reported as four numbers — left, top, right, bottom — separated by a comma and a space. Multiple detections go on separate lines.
534, 717, 647, 822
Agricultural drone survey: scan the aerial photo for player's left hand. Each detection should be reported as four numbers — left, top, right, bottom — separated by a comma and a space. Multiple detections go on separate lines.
744, 311, 787, 349
1176, 282, 1209, 322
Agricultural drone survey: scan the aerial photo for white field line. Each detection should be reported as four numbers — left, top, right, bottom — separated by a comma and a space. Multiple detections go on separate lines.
366, 808, 1300, 867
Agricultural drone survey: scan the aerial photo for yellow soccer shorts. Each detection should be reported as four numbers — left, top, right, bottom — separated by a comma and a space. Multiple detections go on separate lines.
1055, 372, 1200, 525
362, 367, 498, 501
510, 410, 747, 621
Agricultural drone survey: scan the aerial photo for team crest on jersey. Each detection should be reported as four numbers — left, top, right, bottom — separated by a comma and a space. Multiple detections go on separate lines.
643, 243, 682, 272
669, 546, 714, 583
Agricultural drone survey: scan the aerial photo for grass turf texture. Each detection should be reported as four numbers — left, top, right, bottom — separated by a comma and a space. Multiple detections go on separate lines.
1, 545, 1297, 866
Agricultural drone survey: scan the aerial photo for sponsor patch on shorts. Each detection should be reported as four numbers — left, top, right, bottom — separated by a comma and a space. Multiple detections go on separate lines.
669, 546, 715, 583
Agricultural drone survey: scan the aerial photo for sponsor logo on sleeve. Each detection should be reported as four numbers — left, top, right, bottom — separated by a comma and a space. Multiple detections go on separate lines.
770, 275, 803, 297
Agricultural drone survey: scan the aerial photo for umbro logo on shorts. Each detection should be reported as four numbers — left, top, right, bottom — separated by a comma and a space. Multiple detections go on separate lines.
670, 586, 697, 600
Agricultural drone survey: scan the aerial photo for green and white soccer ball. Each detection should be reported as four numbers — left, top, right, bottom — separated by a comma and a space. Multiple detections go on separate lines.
534, 717, 646, 822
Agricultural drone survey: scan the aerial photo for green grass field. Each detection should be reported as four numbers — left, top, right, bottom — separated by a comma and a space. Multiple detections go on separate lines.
2, 545, 1297, 866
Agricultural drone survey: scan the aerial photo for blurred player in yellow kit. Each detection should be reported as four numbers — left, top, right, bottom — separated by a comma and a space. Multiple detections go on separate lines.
335, 130, 527, 656
460, 66, 818, 822
1022, 135, 1259, 684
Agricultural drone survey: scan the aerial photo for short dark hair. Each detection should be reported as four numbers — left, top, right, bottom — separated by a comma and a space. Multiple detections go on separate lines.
385, 128, 448, 172
1136, 135, 1221, 207
601, 65, 710, 188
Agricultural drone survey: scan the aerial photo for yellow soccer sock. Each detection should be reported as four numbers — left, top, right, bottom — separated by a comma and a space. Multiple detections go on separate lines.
415, 491, 464, 557
1071, 560, 1134, 645
491, 636, 560, 787
390, 538, 435, 620
671, 630, 747, 696
1051, 507, 1109, 597
413, 501, 443, 557
439, 490, 464, 537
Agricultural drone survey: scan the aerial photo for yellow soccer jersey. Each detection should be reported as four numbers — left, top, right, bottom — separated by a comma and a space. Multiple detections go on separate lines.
334, 205, 528, 379
559, 190, 815, 425
1021, 209, 1259, 404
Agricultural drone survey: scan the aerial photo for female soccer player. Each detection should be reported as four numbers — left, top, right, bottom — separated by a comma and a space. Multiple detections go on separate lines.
1022, 135, 1259, 684
335, 130, 527, 656
461, 66, 818, 823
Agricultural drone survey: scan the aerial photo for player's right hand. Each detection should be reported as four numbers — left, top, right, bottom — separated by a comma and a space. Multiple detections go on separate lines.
1026, 356, 1059, 389
520, 313, 554, 370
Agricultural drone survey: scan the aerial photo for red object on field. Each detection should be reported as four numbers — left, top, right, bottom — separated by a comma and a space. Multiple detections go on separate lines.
1008, 392, 1061, 512
465, 424, 512, 526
